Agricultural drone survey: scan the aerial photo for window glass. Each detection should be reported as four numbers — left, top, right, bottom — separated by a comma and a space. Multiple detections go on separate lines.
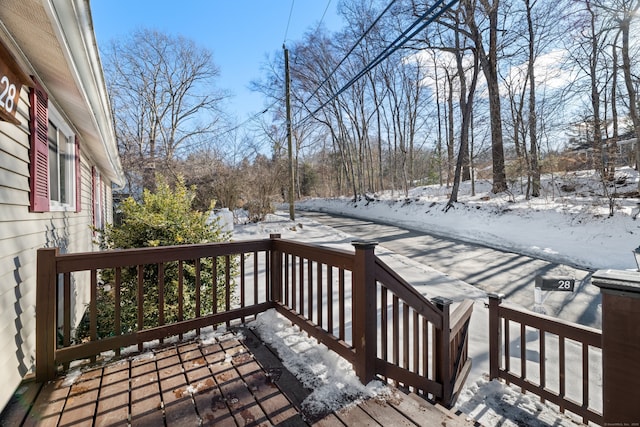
60, 135, 68, 204
48, 120, 59, 202
94, 169, 103, 229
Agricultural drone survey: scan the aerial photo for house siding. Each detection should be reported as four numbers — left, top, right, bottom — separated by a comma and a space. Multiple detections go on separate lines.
0, 85, 116, 411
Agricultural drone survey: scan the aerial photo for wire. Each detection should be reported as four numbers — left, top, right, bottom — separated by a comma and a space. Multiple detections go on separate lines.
303, 0, 398, 107
283, 0, 295, 45
291, 0, 332, 65
315, 0, 333, 34
301, 0, 459, 124
175, 100, 279, 154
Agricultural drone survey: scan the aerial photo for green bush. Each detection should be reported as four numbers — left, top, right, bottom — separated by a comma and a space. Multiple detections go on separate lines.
78, 176, 237, 340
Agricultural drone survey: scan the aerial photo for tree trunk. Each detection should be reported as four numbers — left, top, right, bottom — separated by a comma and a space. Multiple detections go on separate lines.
608, 32, 620, 181
433, 53, 444, 187
586, 0, 605, 179
526, 0, 540, 197
620, 7, 640, 188
446, 70, 455, 187
447, 20, 480, 210
466, 0, 508, 193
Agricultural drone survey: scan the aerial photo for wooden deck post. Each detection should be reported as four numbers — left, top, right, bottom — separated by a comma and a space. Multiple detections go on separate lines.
269, 234, 282, 303
488, 293, 504, 380
36, 248, 58, 382
433, 296, 453, 407
592, 270, 640, 424
352, 240, 378, 384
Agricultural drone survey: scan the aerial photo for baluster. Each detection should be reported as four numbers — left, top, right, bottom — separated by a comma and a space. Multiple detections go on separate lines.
195, 258, 201, 331
225, 255, 231, 327
212, 257, 218, 314
307, 259, 313, 321
178, 260, 184, 339
339, 268, 345, 341
137, 265, 144, 352
327, 266, 333, 335
317, 263, 323, 328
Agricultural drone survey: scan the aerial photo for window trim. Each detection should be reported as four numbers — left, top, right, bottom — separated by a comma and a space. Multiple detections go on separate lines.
75, 136, 81, 213
47, 104, 77, 212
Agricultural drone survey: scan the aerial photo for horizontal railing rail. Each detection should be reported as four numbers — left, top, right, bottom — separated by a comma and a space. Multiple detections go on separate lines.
53, 240, 273, 272
488, 294, 603, 425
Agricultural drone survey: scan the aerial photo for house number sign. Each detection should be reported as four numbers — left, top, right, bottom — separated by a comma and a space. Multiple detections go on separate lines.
0, 40, 30, 125
535, 276, 575, 292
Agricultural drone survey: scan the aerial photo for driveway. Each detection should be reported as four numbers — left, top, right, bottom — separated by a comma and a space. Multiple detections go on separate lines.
300, 211, 601, 328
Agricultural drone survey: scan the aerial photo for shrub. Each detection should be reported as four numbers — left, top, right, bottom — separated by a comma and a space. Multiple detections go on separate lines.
78, 176, 237, 340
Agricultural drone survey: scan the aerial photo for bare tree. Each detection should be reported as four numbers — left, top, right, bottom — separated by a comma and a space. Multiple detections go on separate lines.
103, 29, 228, 194
447, 7, 481, 209
380, 53, 429, 196
525, 0, 541, 197
585, 0, 606, 178
429, 50, 446, 186
608, 31, 621, 180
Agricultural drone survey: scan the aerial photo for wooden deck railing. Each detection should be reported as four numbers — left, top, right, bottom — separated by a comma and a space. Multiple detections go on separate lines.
263, 236, 472, 407
36, 235, 472, 408
36, 240, 274, 381
488, 294, 603, 425
374, 257, 473, 406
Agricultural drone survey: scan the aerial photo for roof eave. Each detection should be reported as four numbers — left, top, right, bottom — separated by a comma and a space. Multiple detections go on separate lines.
44, 0, 124, 186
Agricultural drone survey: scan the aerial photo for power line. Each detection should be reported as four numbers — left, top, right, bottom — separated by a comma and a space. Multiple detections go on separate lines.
291, 0, 333, 66
175, 101, 279, 154
315, 0, 333, 34
283, 0, 295, 45
303, 0, 398, 107
301, 0, 459, 124
306, 0, 448, 118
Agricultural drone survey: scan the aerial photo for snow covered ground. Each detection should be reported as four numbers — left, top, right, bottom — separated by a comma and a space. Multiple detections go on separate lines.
295, 167, 640, 271
229, 168, 638, 426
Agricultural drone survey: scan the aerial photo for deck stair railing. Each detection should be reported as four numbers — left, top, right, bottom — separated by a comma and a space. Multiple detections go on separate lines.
36, 234, 472, 408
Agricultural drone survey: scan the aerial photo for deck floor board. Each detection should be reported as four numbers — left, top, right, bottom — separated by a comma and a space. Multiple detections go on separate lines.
95, 361, 129, 426
2, 329, 474, 426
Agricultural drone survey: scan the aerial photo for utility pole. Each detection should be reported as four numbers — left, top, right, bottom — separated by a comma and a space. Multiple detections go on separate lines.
284, 45, 295, 221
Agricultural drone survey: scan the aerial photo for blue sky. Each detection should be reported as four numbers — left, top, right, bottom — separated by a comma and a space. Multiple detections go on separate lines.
91, 1, 343, 121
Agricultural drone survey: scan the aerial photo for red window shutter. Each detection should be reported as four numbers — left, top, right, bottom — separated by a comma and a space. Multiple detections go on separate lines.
75, 136, 81, 212
29, 79, 49, 212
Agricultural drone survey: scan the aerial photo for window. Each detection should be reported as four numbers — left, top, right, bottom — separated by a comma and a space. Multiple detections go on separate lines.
92, 166, 104, 230
29, 80, 81, 212
47, 107, 76, 210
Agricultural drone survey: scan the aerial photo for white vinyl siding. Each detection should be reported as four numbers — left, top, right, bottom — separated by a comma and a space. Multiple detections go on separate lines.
0, 84, 115, 412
